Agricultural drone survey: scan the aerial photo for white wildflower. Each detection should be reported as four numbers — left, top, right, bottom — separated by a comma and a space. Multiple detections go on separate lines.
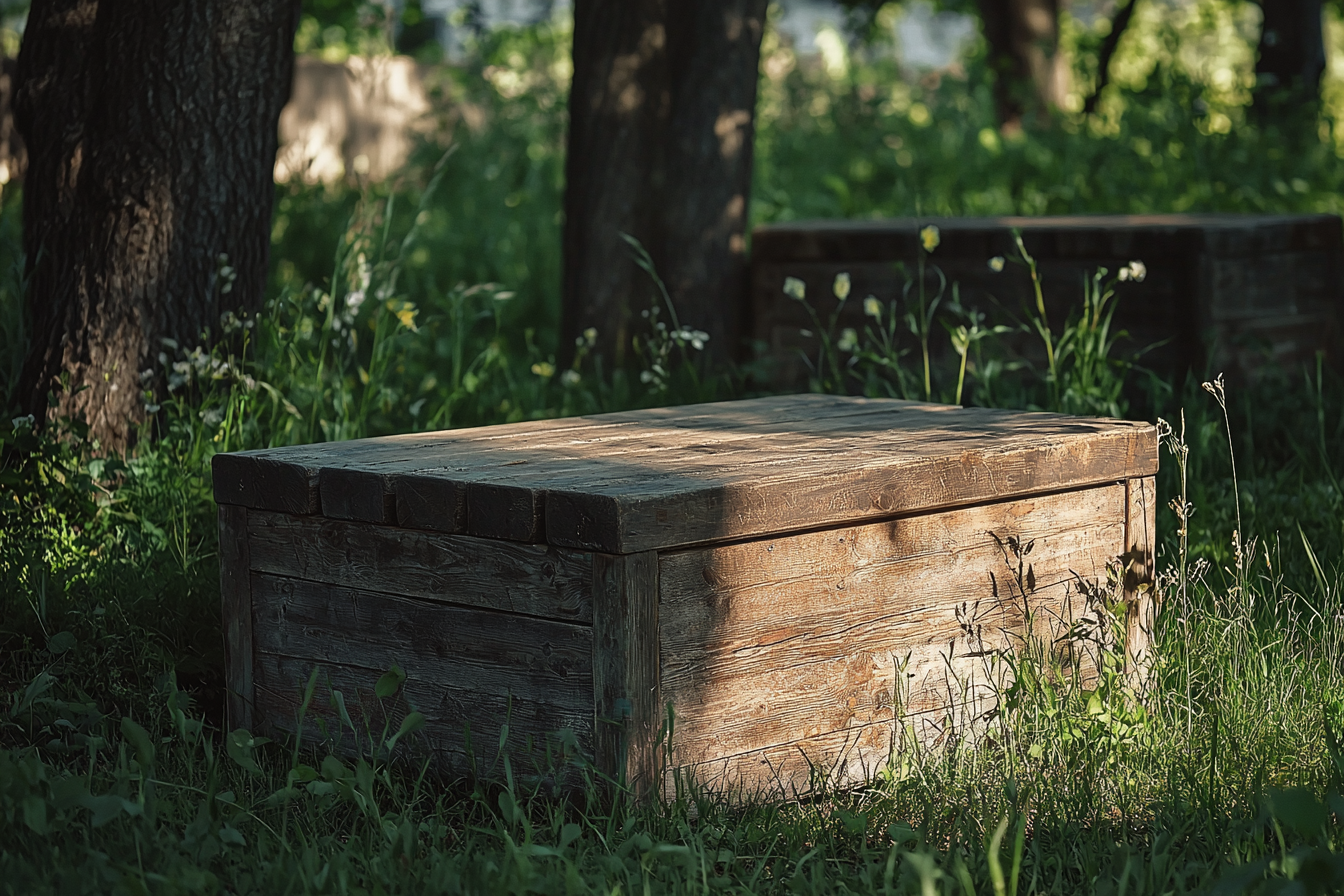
783, 276, 806, 301
832, 272, 851, 301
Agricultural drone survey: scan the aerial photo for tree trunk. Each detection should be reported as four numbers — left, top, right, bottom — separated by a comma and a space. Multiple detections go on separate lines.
1254, 0, 1325, 117
977, 0, 1068, 131
562, 0, 766, 369
13, 0, 299, 451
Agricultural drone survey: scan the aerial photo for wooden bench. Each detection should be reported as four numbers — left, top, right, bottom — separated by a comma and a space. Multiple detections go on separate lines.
213, 394, 1157, 797
751, 214, 1342, 385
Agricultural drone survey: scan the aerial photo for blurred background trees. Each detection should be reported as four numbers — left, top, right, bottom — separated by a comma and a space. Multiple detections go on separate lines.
4, 0, 1344, 442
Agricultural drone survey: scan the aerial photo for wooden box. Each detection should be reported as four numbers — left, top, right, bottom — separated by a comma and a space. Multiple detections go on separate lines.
213, 394, 1157, 797
751, 214, 1342, 385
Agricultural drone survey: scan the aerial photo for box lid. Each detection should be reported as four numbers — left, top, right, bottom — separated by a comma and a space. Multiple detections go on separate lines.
212, 394, 1157, 554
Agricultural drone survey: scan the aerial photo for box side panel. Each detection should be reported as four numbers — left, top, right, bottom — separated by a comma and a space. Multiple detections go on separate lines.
1124, 476, 1158, 683
250, 574, 594, 781
658, 484, 1126, 797
592, 552, 660, 799
247, 510, 593, 623
219, 504, 254, 731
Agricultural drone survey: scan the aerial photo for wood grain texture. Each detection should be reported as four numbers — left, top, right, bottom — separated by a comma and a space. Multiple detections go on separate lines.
1124, 476, 1158, 684
353, 395, 935, 536
591, 551, 660, 798
251, 653, 589, 786
657, 486, 1126, 788
218, 504, 254, 731
247, 510, 594, 623
212, 396, 1154, 556
546, 407, 1154, 552
250, 574, 594, 770
214, 394, 887, 519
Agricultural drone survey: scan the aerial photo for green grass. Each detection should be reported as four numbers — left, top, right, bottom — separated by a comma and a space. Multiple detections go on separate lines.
5, 10, 1344, 894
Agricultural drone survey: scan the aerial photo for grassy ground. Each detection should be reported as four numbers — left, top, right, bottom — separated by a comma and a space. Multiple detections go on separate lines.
5, 10, 1344, 894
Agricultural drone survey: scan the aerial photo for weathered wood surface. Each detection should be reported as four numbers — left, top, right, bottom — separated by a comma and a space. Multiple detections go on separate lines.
544, 407, 1152, 553
658, 485, 1125, 790
1124, 476, 1157, 681
214, 395, 1155, 555
253, 653, 589, 785
250, 574, 594, 764
751, 214, 1342, 383
752, 214, 1342, 263
219, 504, 254, 731
213, 394, 932, 524
246, 510, 594, 622
591, 552, 661, 797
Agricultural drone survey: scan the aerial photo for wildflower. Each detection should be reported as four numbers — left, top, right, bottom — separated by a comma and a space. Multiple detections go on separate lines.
783, 276, 806, 301
832, 272, 851, 301
920, 225, 940, 253
493, 291, 515, 301
837, 328, 858, 352
1118, 260, 1147, 282
863, 296, 882, 320
144, 403, 161, 414
11, 414, 34, 431
583, 327, 598, 346
561, 370, 581, 386
674, 327, 710, 351
531, 361, 556, 378
346, 289, 366, 315
199, 407, 224, 427
408, 398, 427, 417
988, 256, 1005, 272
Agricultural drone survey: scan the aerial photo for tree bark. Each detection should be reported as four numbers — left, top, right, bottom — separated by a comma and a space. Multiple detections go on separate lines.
562, 0, 766, 368
1253, 0, 1325, 117
14, 0, 299, 451
977, 0, 1068, 131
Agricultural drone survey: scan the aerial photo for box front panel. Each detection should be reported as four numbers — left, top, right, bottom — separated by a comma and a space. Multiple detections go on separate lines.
244, 512, 596, 781
658, 483, 1127, 796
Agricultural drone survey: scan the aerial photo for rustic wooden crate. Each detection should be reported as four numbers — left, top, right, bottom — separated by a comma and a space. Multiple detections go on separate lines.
751, 214, 1342, 385
213, 394, 1157, 797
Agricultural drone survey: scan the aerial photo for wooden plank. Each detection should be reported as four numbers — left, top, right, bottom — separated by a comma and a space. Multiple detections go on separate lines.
385, 404, 1151, 549
351, 396, 938, 534
218, 504, 254, 731
250, 575, 594, 752
750, 214, 1342, 263
657, 486, 1125, 776
214, 394, 881, 517
247, 510, 594, 623
319, 466, 397, 524
444, 401, 943, 542
547, 411, 1155, 552
663, 706, 974, 800
252, 652, 591, 786
591, 552, 660, 799
1123, 476, 1158, 684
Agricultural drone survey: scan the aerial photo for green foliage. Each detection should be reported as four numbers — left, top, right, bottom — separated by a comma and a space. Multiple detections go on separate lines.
5, 7, 1344, 893
786, 228, 1144, 417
